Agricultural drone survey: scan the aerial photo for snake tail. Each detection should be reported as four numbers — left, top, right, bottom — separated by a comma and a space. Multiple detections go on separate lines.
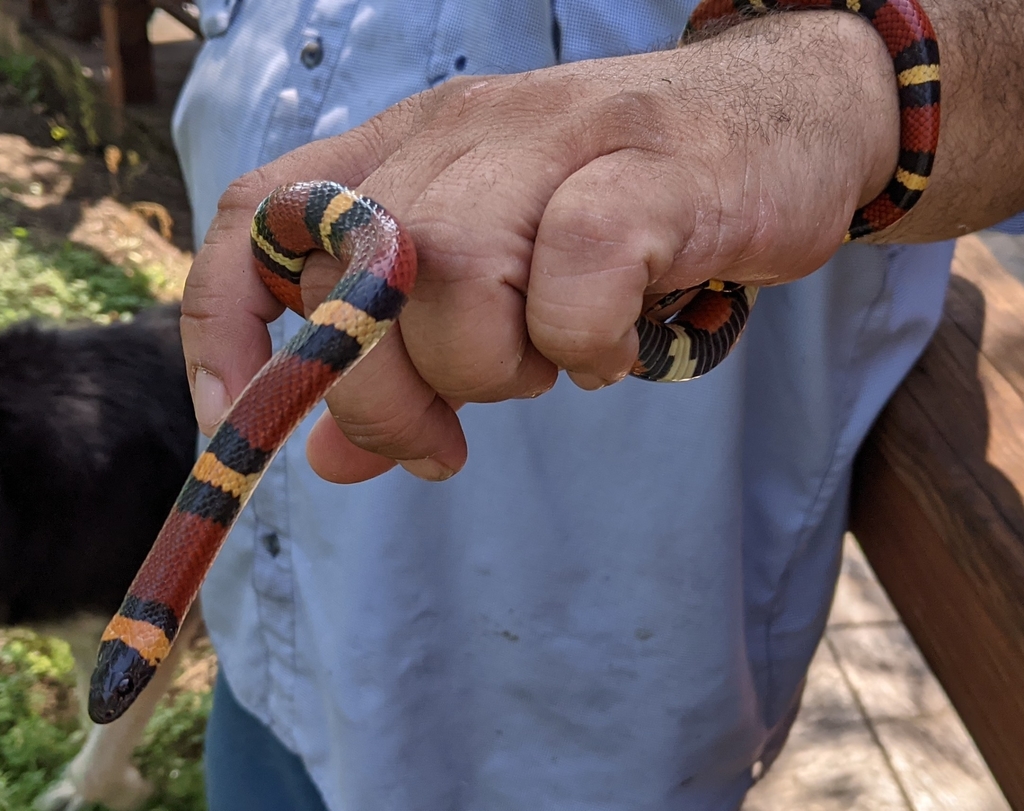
632, 282, 758, 381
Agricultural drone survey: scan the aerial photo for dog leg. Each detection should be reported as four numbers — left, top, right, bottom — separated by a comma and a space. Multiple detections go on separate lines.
34, 605, 204, 811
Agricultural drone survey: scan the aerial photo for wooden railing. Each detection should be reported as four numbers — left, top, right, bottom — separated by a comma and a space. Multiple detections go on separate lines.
851, 234, 1024, 810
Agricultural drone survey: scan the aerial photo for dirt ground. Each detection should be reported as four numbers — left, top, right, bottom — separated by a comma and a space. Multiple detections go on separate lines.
0, 2, 197, 297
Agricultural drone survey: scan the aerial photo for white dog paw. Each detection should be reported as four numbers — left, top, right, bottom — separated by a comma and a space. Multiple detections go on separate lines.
35, 764, 153, 811
34, 777, 87, 811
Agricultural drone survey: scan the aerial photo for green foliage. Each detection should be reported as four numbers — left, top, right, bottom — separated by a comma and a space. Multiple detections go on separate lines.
0, 632, 210, 811
0, 25, 207, 811
134, 692, 211, 811
0, 229, 163, 327
0, 631, 82, 811
0, 34, 104, 149
0, 52, 41, 104
64, 56, 99, 149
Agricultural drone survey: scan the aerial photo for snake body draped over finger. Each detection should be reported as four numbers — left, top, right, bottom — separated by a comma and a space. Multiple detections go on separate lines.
87, 184, 417, 723
88, 0, 939, 724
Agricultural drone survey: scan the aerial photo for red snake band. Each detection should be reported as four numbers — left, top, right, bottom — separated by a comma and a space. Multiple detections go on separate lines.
89, 0, 939, 724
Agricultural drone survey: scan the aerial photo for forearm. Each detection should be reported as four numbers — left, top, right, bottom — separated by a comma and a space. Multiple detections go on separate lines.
901, 0, 1024, 239
697, 1, 1024, 243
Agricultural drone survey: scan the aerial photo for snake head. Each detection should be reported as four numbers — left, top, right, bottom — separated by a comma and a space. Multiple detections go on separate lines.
88, 638, 156, 724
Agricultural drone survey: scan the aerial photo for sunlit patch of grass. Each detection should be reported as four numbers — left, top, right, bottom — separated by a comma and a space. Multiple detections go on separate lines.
0, 225, 173, 327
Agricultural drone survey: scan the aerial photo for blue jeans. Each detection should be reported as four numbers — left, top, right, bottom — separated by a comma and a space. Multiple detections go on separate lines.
205, 672, 329, 811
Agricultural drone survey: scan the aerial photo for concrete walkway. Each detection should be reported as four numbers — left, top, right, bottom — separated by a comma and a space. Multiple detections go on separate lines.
744, 534, 1010, 811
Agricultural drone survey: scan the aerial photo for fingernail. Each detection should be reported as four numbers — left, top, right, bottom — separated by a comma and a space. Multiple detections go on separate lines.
400, 457, 456, 482
194, 368, 230, 436
568, 371, 611, 391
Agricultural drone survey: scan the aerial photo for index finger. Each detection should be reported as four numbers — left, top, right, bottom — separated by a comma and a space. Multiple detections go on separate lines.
179, 110, 410, 435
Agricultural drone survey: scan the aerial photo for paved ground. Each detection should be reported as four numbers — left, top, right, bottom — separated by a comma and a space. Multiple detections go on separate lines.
744, 534, 1010, 811
978, 230, 1024, 284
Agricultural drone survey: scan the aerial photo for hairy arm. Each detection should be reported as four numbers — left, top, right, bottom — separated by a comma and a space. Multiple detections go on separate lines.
680, 0, 1024, 242
179, 2, 1024, 482
886, 0, 1024, 238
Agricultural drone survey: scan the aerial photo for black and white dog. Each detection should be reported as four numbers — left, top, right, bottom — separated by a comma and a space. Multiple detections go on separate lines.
0, 304, 201, 811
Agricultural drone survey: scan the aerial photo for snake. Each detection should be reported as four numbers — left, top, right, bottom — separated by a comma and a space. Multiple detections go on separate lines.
88, 0, 939, 724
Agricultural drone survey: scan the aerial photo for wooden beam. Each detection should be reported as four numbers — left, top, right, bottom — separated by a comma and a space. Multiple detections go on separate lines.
99, 0, 124, 114
99, 0, 155, 110
850, 234, 1024, 809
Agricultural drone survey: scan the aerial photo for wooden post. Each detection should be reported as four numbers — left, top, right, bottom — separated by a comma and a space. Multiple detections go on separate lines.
99, 0, 156, 112
115, 0, 155, 104
98, 0, 123, 134
850, 234, 1024, 809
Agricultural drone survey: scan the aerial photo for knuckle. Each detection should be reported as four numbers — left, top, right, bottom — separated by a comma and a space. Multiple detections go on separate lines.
528, 304, 629, 369
220, 166, 274, 212
540, 201, 629, 260
431, 74, 495, 111
330, 391, 436, 458
435, 354, 527, 402
356, 114, 392, 158
400, 77, 474, 131
179, 278, 229, 345
576, 88, 674, 155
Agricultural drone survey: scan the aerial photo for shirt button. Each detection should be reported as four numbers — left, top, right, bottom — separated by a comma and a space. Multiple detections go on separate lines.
751, 760, 764, 781
300, 38, 323, 69
262, 531, 281, 557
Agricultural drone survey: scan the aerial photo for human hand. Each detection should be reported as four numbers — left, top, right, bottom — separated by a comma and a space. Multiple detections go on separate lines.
181, 10, 898, 483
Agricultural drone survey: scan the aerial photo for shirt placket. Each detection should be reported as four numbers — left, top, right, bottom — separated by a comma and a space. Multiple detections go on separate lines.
246, 319, 298, 744
257, 0, 361, 165
248, 0, 362, 744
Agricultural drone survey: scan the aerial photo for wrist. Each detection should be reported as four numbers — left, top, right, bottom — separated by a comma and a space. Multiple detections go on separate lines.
683, 10, 901, 223
829, 12, 904, 210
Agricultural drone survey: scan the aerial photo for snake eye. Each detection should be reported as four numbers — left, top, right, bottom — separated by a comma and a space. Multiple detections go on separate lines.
115, 676, 134, 697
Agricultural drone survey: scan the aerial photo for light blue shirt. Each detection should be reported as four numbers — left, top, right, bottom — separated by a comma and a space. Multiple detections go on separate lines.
174, 3, 956, 809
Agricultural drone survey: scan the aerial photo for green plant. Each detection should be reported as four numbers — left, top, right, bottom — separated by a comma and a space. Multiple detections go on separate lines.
0, 30, 105, 149
0, 228, 167, 327
0, 631, 82, 811
133, 691, 211, 811
65, 56, 99, 148
0, 52, 41, 103
0, 630, 211, 811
